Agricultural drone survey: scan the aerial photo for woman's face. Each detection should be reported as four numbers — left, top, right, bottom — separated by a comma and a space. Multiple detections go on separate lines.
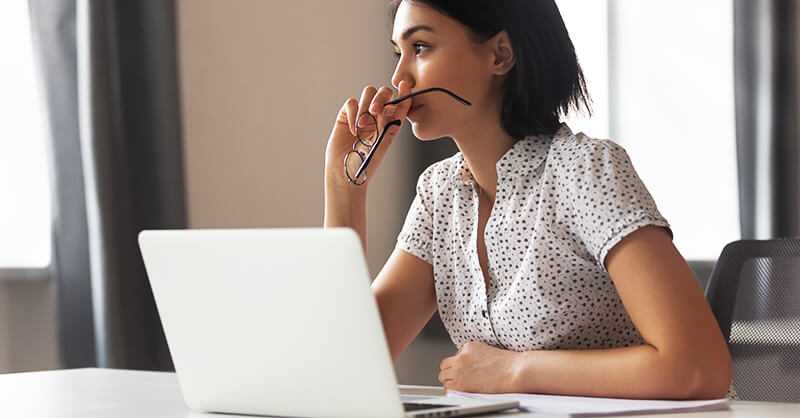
391, 1, 497, 141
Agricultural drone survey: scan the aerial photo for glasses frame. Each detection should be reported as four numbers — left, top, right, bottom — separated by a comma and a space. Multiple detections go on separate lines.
344, 87, 472, 186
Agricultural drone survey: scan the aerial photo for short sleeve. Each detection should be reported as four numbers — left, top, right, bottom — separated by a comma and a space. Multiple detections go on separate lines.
568, 139, 672, 271
395, 167, 435, 264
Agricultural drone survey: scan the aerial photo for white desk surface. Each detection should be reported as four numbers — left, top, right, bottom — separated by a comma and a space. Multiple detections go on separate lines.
0, 368, 797, 418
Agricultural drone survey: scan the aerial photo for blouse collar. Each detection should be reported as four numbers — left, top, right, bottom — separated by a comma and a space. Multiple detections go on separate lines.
453, 123, 572, 186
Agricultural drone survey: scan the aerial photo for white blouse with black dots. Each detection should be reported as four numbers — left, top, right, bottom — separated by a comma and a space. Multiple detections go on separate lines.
396, 124, 740, 400
395, 123, 673, 352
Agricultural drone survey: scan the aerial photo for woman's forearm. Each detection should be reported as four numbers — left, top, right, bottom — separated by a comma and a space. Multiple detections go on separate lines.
510, 344, 729, 400
323, 177, 368, 253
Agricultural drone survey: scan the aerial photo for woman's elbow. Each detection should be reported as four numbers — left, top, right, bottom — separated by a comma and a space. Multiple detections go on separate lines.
657, 340, 732, 400
683, 351, 733, 400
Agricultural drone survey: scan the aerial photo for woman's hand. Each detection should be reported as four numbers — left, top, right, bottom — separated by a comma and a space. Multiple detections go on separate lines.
438, 341, 522, 394
324, 81, 413, 190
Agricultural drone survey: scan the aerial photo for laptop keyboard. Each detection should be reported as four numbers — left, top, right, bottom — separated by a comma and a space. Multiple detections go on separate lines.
403, 402, 451, 412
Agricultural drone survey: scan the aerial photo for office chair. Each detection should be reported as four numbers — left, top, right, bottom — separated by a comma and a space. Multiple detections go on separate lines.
705, 238, 800, 402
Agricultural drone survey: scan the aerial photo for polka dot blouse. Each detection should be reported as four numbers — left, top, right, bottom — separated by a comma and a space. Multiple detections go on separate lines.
395, 123, 673, 352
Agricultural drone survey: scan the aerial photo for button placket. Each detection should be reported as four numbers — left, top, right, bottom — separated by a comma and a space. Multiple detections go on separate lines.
471, 183, 507, 349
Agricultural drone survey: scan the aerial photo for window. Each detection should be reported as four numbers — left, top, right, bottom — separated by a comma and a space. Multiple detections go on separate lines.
0, 2, 52, 268
558, 0, 740, 260
556, 0, 610, 140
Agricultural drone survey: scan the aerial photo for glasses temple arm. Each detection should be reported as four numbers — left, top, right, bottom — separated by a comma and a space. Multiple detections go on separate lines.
354, 119, 402, 180
386, 87, 471, 106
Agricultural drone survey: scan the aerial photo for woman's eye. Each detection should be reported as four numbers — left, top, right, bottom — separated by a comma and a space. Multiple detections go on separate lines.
392, 43, 429, 60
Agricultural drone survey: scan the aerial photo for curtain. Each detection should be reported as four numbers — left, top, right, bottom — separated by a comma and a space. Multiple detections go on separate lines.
29, 0, 95, 368
734, 0, 800, 239
29, 0, 186, 370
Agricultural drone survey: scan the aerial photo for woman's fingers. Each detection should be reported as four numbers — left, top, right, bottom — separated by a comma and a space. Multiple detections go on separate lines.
380, 81, 413, 138
369, 86, 394, 114
370, 86, 394, 129
349, 83, 412, 142
358, 85, 378, 123
392, 80, 414, 120
438, 368, 455, 386
344, 97, 358, 137
358, 85, 377, 110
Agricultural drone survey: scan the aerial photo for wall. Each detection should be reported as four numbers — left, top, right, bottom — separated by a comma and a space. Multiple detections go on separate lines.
0, 280, 59, 372
177, 0, 447, 385
178, 0, 416, 276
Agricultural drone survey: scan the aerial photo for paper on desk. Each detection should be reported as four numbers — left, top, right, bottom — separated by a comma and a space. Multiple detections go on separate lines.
446, 390, 729, 417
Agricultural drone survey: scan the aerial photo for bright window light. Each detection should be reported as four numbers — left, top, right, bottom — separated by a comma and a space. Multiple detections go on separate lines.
0, 2, 52, 268
557, 0, 740, 260
609, 0, 740, 260
556, 0, 610, 140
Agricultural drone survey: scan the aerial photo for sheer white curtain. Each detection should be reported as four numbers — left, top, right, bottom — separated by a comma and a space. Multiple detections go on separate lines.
0, 2, 52, 268
557, 0, 740, 261
556, 0, 610, 140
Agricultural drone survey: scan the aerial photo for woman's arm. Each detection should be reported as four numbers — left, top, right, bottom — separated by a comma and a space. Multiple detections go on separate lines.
323, 179, 368, 252
372, 249, 438, 361
510, 226, 732, 399
440, 226, 732, 399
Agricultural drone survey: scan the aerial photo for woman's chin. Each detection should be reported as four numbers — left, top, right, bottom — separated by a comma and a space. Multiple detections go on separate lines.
409, 123, 440, 141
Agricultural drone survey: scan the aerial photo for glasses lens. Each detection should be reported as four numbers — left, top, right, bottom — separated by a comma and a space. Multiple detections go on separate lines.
356, 113, 377, 146
344, 150, 367, 185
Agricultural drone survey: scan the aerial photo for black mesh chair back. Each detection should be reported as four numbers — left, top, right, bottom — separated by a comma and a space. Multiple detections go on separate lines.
705, 238, 800, 402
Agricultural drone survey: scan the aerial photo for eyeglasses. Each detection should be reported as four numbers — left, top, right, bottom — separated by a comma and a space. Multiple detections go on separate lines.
344, 87, 472, 186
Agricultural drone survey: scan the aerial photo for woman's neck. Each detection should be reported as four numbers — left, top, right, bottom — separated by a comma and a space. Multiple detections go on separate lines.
451, 117, 516, 202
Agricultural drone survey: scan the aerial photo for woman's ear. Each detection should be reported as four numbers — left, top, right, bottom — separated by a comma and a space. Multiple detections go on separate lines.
489, 30, 515, 75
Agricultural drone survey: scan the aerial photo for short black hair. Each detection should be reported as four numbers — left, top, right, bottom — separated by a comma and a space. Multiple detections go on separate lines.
390, 0, 591, 138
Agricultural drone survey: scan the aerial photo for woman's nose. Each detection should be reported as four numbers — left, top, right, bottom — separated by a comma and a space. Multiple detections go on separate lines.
391, 62, 414, 91
392, 77, 415, 93
391, 74, 412, 91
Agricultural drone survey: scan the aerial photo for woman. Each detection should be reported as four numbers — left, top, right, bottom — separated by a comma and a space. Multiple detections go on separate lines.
323, 0, 733, 400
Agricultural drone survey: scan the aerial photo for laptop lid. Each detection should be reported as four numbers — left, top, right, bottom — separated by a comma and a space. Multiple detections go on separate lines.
139, 228, 407, 417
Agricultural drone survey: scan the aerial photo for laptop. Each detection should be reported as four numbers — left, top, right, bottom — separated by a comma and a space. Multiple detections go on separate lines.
138, 228, 519, 418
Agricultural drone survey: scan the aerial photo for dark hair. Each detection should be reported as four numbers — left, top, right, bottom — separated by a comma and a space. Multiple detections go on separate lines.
389, 0, 591, 138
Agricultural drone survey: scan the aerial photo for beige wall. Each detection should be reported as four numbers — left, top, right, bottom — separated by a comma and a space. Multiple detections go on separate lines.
178, 0, 416, 276
0, 282, 8, 369
177, 1, 446, 385
0, 0, 418, 374
0, 280, 59, 372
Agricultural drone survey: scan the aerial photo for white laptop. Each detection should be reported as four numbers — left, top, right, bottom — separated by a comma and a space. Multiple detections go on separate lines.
138, 228, 519, 418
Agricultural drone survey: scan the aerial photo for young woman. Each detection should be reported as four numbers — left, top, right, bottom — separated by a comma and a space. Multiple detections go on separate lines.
323, 0, 732, 400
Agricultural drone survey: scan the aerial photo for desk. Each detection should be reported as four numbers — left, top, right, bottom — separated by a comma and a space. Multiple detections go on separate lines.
0, 368, 797, 418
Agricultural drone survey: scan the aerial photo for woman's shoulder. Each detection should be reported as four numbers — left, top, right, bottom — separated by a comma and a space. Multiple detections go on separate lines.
415, 153, 464, 191
543, 128, 639, 184
545, 127, 651, 205
549, 127, 630, 167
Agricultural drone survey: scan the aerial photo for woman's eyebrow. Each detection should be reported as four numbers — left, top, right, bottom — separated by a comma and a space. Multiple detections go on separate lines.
390, 25, 435, 46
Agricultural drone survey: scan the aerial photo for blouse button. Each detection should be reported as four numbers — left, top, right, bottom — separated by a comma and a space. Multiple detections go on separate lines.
482, 310, 488, 318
